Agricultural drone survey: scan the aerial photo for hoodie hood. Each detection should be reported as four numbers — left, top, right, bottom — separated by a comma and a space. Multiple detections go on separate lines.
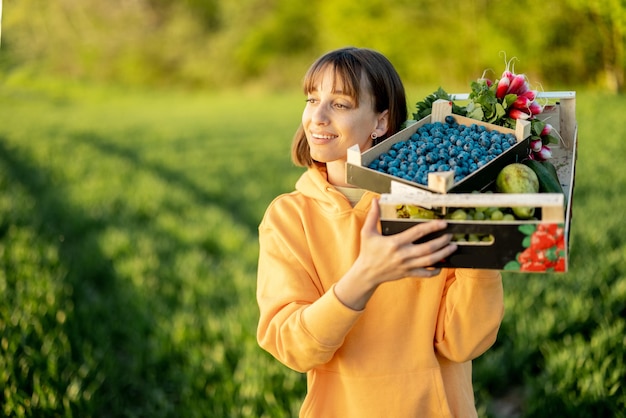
295, 163, 377, 215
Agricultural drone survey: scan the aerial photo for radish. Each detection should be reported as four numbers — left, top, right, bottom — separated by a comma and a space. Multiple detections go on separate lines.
536, 145, 553, 161
502, 70, 515, 81
530, 139, 542, 152
508, 108, 531, 120
512, 95, 531, 110
529, 101, 542, 115
496, 77, 510, 99
507, 74, 528, 95
522, 90, 537, 101
541, 123, 553, 137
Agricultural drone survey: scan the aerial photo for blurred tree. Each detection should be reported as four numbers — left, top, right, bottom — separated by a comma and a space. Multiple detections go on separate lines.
0, 0, 622, 92
565, 0, 625, 93
234, 0, 317, 78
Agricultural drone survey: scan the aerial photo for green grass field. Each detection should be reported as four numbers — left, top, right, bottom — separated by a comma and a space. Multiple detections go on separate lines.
1, 80, 625, 417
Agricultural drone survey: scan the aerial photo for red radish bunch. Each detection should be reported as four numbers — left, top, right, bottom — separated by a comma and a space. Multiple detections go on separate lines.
475, 56, 557, 161
529, 123, 555, 161
495, 68, 543, 122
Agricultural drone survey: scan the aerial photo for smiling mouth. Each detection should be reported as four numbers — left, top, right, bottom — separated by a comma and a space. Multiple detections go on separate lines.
310, 133, 337, 143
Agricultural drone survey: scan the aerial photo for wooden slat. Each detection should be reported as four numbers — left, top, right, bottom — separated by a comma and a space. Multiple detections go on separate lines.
380, 191, 565, 222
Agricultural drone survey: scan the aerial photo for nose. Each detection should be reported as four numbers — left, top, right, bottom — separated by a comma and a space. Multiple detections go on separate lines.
311, 102, 330, 125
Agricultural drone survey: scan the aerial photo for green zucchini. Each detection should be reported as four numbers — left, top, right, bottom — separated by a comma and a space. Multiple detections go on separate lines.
523, 159, 564, 194
541, 160, 561, 184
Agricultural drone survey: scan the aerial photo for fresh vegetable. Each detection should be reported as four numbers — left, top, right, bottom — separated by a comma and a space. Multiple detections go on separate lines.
396, 204, 437, 219
495, 77, 510, 99
414, 54, 557, 161
412, 87, 466, 121
394, 204, 521, 242
496, 163, 540, 219
523, 159, 564, 194
540, 160, 561, 184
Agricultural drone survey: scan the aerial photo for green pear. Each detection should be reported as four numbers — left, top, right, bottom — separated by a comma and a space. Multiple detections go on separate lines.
496, 163, 539, 219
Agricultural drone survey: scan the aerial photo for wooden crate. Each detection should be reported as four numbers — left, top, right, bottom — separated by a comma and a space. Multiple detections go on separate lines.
377, 91, 578, 273
346, 99, 531, 194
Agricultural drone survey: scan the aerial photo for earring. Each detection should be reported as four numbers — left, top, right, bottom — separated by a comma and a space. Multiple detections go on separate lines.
370, 132, 378, 140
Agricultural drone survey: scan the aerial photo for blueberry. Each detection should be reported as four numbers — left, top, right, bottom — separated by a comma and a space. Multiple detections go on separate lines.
445, 115, 455, 124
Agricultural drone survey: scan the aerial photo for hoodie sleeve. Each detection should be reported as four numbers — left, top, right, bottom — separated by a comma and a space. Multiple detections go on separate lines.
433, 268, 504, 363
256, 206, 363, 373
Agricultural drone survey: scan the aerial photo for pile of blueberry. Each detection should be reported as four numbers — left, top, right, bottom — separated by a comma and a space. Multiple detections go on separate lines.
368, 115, 518, 186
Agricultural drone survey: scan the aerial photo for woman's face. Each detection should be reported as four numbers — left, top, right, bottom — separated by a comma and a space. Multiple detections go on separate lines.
302, 67, 388, 165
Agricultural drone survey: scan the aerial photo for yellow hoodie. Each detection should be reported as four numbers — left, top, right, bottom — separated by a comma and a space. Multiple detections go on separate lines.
257, 164, 504, 418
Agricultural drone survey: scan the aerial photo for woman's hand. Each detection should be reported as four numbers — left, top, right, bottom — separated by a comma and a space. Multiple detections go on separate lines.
334, 198, 457, 310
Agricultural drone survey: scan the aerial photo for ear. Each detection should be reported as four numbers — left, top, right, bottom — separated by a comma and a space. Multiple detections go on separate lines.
373, 109, 390, 138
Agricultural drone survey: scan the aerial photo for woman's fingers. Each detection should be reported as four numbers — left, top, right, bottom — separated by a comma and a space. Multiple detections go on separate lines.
359, 201, 458, 280
394, 219, 450, 246
361, 198, 381, 237
406, 238, 457, 269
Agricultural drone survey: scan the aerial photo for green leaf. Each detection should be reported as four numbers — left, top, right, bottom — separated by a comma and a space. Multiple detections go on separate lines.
531, 119, 546, 136
503, 260, 521, 270
413, 87, 465, 120
467, 103, 485, 121
504, 93, 518, 107
519, 224, 537, 236
545, 133, 560, 144
545, 247, 559, 261
494, 102, 507, 120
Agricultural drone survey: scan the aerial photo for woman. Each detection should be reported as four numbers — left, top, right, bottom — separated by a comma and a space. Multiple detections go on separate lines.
256, 47, 504, 417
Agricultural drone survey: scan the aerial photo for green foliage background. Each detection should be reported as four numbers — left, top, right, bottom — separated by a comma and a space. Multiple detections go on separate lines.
1, 0, 625, 92
1, 1, 626, 417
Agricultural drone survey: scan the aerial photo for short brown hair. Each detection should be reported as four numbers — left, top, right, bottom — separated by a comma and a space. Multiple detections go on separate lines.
291, 47, 407, 167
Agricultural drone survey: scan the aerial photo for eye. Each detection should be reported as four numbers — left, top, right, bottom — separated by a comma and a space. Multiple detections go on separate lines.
333, 101, 352, 110
305, 97, 318, 104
